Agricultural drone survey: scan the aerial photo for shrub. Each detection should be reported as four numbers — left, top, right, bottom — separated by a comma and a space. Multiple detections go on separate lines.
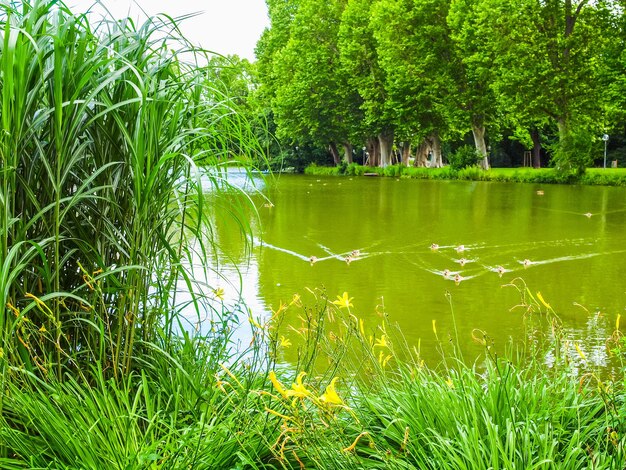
447, 145, 483, 170
550, 126, 594, 177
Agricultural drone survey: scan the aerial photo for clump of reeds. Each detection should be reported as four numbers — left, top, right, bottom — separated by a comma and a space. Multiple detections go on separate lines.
0, 0, 267, 464
0, 0, 264, 379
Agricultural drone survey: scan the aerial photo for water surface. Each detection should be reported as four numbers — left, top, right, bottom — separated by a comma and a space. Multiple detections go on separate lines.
202, 173, 626, 367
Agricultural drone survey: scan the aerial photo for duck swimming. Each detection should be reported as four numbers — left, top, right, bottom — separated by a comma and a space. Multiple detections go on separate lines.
431, 243, 439, 251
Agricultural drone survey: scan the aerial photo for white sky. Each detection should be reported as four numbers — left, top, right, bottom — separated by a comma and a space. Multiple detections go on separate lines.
67, 0, 270, 61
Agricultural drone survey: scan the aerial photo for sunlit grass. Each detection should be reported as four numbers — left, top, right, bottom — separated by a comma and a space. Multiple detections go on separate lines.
305, 163, 626, 185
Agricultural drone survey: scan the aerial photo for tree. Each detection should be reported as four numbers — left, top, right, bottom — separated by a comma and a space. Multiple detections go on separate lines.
269, 0, 360, 165
338, 0, 394, 166
477, 0, 610, 174
371, 0, 459, 168
448, 0, 502, 169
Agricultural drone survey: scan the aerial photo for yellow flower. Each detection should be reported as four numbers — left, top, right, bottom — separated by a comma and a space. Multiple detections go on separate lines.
320, 377, 344, 406
374, 334, 389, 349
269, 370, 288, 397
213, 287, 225, 300
575, 343, 587, 361
343, 432, 370, 453
332, 292, 353, 309
39, 325, 47, 333
378, 351, 392, 367
220, 364, 243, 389
279, 335, 292, 348
536, 291, 551, 309
286, 371, 311, 398
271, 300, 287, 317
249, 314, 262, 329
445, 378, 454, 388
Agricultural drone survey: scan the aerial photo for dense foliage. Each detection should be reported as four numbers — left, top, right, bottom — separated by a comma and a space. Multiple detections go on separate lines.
1, 1, 625, 468
254, 0, 626, 175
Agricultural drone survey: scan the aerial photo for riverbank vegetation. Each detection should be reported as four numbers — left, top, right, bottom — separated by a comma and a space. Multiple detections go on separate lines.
3, 280, 626, 468
1, 1, 626, 468
305, 163, 626, 186
252, 0, 626, 177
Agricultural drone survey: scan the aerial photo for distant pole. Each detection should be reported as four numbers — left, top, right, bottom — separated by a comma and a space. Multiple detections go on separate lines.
602, 134, 609, 169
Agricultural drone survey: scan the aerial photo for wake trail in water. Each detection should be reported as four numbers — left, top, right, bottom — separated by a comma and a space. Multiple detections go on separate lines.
257, 240, 311, 261
514, 249, 626, 267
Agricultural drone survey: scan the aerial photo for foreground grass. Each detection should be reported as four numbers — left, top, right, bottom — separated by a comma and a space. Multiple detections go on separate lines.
304, 163, 626, 186
2, 288, 625, 469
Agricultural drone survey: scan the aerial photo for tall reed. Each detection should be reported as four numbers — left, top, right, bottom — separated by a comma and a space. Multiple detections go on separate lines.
0, 0, 264, 383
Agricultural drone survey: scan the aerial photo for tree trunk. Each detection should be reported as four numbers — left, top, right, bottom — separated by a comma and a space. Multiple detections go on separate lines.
342, 143, 353, 164
471, 123, 489, 170
378, 129, 394, 167
414, 139, 430, 167
428, 132, 443, 168
329, 142, 341, 166
366, 137, 380, 167
401, 142, 411, 166
531, 127, 541, 168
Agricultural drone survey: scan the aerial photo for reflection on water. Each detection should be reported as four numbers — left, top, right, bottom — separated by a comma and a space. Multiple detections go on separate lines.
189, 171, 626, 368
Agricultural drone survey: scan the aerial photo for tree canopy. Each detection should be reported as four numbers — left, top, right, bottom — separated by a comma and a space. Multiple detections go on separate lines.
254, 0, 626, 174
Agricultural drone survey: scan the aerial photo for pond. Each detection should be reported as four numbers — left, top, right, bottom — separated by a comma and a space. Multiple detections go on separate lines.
199, 172, 626, 368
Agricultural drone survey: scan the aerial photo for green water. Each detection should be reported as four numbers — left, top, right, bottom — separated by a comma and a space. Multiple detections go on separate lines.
209, 173, 626, 366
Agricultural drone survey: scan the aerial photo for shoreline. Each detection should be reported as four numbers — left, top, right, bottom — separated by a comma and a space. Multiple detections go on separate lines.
303, 163, 626, 186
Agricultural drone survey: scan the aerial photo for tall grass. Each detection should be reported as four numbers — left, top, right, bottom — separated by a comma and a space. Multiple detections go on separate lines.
247, 287, 626, 469
0, 0, 265, 377
0, 1, 271, 465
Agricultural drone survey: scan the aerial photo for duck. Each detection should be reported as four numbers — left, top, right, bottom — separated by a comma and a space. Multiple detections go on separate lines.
443, 269, 451, 279
522, 259, 532, 267
536, 190, 544, 196
351, 249, 361, 257
458, 258, 467, 267
454, 274, 463, 285
309, 256, 318, 265
496, 265, 506, 276
455, 245, 465, 253
430, 243, 439, 251
344, 255, 353, 265
584, 212, 593, 218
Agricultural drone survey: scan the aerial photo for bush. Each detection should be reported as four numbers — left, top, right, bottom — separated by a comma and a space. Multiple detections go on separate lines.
383, 164, 403, 177
550, 126, 594, 177
447, 145, 483, 170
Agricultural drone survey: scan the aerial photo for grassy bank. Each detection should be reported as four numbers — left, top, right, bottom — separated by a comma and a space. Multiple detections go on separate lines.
2, 287, 625, 469
304, 163, 626, 186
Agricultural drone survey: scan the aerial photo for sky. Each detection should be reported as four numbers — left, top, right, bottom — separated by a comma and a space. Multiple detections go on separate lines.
67, 0, 270, 61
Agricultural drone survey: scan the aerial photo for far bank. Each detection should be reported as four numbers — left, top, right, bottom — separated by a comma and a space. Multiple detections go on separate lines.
303, 163, 626, 187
